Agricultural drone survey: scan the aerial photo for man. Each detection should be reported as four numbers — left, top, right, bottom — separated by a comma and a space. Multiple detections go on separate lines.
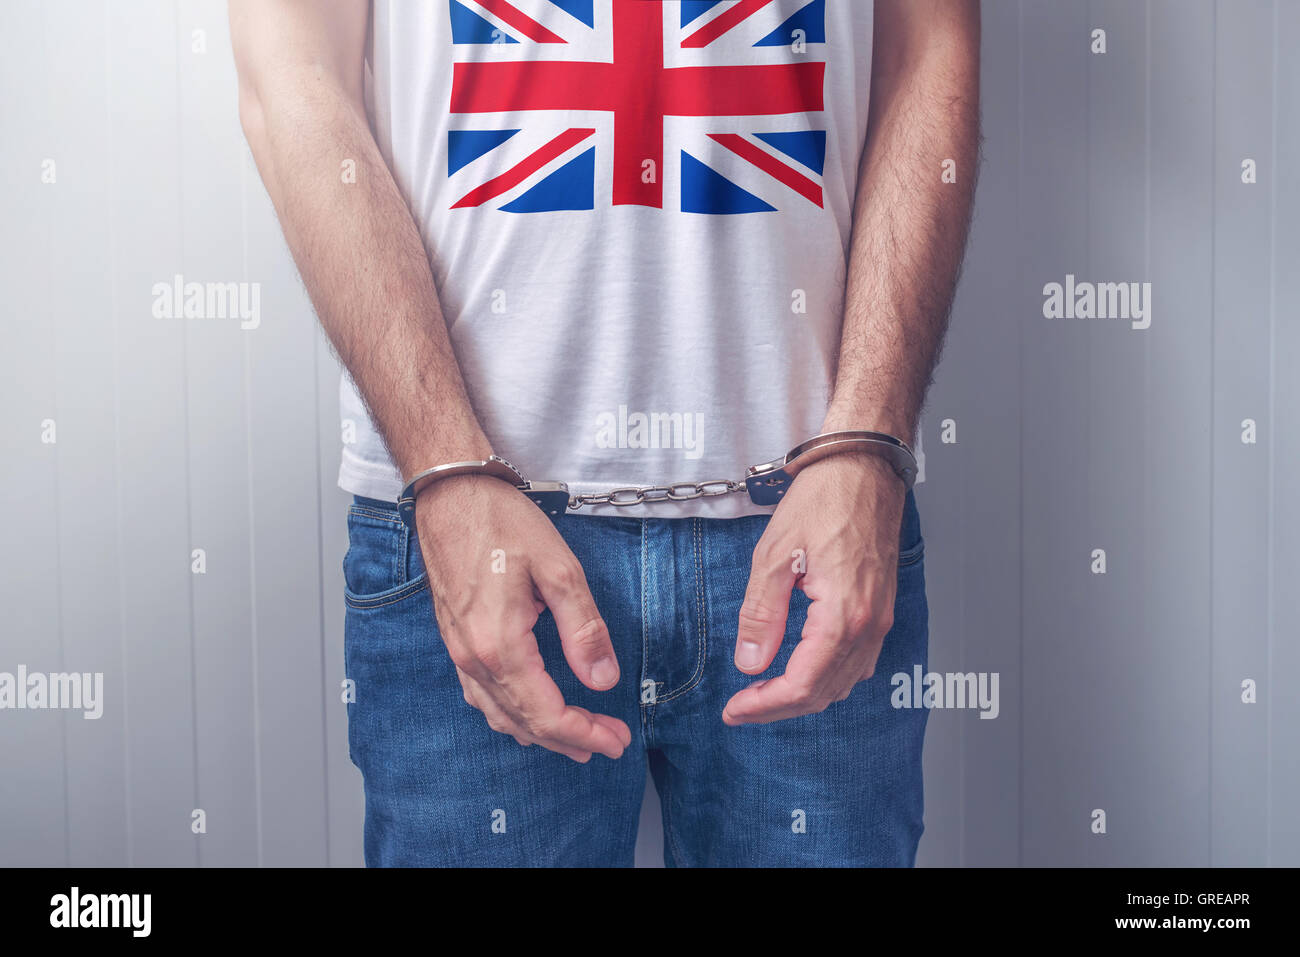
231, 0, 979, 866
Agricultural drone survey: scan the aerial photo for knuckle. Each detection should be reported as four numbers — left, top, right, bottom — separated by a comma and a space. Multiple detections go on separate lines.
473, 646, 507, 681
750, 539, 779, 568
568, 615, 609, 653
791, 678, 820, 705
738, 601, 780, 631
845, 606, 874, 636
549, 558, 585, 592
526, 712, 557, 740
449, 649, 484, 681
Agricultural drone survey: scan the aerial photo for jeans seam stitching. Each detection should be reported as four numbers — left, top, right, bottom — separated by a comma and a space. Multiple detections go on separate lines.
344, 574, 429, 609
641, 520, 655, 740
657, 519, 706, 705
348, 507, 402, 524
395, 525, 406, 587
898, 540, 925, 568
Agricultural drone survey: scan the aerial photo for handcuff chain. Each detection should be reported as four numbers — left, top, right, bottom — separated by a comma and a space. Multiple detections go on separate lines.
567, 478, 747, 510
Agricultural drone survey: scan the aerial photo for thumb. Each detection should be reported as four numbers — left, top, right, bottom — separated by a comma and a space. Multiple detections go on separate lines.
735, 543, 798, 674
533, 556, 619, 691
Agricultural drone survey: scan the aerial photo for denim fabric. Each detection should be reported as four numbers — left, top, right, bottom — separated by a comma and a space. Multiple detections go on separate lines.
344, 490, 929, 867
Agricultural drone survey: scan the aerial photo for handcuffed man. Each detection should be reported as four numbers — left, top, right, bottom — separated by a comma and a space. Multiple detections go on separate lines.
231, 0, 980, 866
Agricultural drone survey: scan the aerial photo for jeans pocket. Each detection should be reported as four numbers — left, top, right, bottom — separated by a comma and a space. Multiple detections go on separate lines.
897, 536, 926, 568
897, 489, 925, 568
343, 499, 429, 608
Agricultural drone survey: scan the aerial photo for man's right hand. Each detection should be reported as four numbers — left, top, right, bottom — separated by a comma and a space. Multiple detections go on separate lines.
229, 0, 628, 764
414, 476, 631, 762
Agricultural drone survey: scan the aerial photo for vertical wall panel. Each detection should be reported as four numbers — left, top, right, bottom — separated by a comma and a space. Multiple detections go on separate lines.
1086, 0, 1151, 867
1143, 0, 1215, 865
237, 61, 331, 861
1267, 0, 1300, 868
178, 0, 259, 866
47, 0, 131, 868
958, 0, 1024, 868
1018, 0, 1095, 866
106, 0, 198, 866
245, 172, 332, 865
1088, 0, 1207, 866
315, 334, 365, 867
0, 0, 69, 868
1210, 0, 1273, 867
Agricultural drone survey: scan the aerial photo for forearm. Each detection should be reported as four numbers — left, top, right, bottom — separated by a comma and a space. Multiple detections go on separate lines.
238, 67, 491, 478
823, 0, 981, 446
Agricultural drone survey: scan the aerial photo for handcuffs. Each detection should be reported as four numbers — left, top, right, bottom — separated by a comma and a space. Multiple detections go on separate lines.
397, 430, 917, 530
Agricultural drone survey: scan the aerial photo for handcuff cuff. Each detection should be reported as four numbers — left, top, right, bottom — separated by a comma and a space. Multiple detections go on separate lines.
396, 430, 917, 530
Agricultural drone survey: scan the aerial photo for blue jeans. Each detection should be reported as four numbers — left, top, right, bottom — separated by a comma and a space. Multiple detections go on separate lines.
343, 491, 929, 866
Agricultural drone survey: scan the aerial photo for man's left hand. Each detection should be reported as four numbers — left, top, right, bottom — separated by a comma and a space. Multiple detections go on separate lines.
722, 452, 907, 725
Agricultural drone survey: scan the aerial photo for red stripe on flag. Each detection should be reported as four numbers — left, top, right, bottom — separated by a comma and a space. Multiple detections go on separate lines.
452, 128, 594, 208
682, 0, 772, 48
612, 0, 664, 206
660, 62, 824, 115
708, 133, 823, 207
452, 61, 615, 113
476, 0, 566, 43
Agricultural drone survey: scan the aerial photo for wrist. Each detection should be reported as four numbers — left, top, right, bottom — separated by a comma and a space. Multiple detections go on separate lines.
404, 451, 516, 534
412, 472, 520, 547
820, 405, 913, 447
394, 437, 495, 484
800, 447, 902, 491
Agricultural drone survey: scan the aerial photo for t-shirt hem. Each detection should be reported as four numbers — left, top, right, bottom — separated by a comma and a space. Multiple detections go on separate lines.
338, 458, 404, 505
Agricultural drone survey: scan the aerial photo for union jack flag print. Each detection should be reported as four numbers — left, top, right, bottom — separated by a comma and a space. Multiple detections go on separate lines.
447, 0, 829, 213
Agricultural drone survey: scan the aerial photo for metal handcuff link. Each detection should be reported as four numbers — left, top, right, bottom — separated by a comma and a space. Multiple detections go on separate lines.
397, 430, 917, 530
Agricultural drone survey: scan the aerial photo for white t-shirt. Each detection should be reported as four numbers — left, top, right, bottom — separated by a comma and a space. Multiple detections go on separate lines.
341, 0, 874, 517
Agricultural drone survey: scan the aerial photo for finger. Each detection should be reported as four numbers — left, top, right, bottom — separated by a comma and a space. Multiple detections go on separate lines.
802, 589, 889, 695
458, 665, 604, 760
484, 662, 632, 754
533, 556, 620, 692
723, 673, 812, 725
456, 665, 486, 711
734, 539, 799, 675
568, 705, 634, 749
450, 593, 629, 758
532, 704, 630, 760
487, 653, 629, 759
805, 591, 893, 687
723, 634, 855, 725
456, 667, 535, 743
